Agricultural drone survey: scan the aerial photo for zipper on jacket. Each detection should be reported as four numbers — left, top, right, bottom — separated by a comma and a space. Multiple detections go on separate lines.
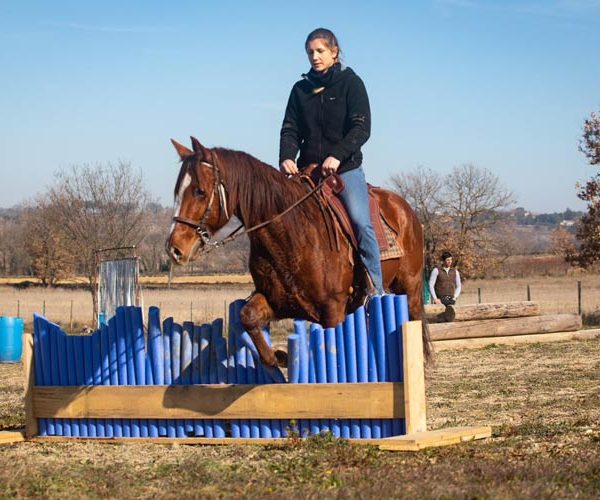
319, 92, 324, 163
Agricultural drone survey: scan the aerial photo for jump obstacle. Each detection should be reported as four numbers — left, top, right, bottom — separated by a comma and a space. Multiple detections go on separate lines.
22, 295, 491, 451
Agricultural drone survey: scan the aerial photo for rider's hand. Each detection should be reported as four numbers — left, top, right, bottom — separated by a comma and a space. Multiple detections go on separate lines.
322, 156, 340, 175
434, 298, 442, 305
280, 159, 299, 175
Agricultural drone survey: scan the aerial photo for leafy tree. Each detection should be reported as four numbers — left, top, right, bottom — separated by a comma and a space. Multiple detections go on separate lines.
569, 111, 600, 268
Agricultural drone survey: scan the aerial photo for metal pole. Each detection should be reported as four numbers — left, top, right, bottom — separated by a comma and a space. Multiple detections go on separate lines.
70, 301, 74, 332
527, 284, 531, 301
43, 300, 46, 316
17, 300, 20, 317
578, 281, 582, 315
477, 288, 481, 304
190, 301, 193, 322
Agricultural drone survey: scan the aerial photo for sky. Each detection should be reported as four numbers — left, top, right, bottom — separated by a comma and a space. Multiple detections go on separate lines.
1, 0, 599, 213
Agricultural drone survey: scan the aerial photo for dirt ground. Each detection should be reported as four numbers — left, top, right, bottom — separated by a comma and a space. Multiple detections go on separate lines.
1, 338, 599, 498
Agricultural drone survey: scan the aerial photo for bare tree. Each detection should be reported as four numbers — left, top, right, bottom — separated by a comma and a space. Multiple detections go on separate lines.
0, 211, 30, 276
390, 164, 515, 277
390, 166, 448, 272
43, 162, 155, 319
22, 200, 75, 285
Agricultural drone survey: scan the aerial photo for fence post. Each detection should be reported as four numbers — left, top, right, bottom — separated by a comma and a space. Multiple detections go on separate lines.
477, 288, 481, 304
70, 301, 74, 332
577, 281, 582, 316
17, 300, 20, 317
527, 284, 531, 301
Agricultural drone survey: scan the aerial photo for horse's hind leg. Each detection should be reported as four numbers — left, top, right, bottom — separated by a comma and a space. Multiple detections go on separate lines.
240, 293, 287, 368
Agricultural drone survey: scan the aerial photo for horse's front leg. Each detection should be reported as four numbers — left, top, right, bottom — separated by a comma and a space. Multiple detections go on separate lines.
240, 293, 287, 368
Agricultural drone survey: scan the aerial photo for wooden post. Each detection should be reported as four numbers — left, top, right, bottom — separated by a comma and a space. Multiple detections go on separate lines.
70, 301, 74, 332
402, 320, 426, 434
17, 300, 20, 317
477, 288, 481, 304
22, 333, 38, 438
42, 300, 46, 316
527, 284, 531, 301
578, 281, 582, 315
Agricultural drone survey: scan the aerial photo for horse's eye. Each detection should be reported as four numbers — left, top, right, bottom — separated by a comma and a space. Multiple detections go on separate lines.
193, 187, 206, 198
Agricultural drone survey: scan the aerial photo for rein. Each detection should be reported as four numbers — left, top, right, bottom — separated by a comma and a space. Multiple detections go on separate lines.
172, 156, 326, 257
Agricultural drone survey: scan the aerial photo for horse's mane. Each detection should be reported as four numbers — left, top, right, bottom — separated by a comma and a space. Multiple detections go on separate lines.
214, 148, 309, 227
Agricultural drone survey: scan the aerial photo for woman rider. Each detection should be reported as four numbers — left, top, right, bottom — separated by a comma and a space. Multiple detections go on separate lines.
279, 27, 383, 295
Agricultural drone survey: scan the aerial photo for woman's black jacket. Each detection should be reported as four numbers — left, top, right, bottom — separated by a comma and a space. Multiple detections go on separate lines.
279, 64, 371, 174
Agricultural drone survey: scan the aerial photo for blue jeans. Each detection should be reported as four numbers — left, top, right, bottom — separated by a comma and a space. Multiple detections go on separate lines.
338, 166, 383, 294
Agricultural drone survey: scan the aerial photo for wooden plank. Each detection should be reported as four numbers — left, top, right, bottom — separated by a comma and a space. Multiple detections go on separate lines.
429, 314, 582, 341
402, 321, 427, 434
22, 333, 38, 439
0, 430, 26, 445
31, 426, 492, 452
32, 382, 405, 420
377, 426, 492, 451
433, 329, 600, 351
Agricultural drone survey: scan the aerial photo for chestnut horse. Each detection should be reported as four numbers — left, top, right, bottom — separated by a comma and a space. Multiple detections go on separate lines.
166, 137, 430, 367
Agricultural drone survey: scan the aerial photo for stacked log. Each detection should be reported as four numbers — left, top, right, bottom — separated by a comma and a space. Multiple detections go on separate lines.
425, 301, 540, 323
424, 301, 585, 348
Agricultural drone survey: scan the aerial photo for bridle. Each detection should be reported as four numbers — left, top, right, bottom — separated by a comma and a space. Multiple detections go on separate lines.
171, 152, 327, 257
171, 151, 230, 248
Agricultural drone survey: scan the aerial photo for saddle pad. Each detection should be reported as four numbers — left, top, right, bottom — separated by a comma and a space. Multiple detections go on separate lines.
380, 217, 404, 261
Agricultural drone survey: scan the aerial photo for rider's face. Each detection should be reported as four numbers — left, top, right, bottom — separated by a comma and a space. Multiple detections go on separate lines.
306, 38, 338, 73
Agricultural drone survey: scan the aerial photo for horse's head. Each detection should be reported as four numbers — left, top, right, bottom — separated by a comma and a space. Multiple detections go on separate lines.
166, 137, 231, 265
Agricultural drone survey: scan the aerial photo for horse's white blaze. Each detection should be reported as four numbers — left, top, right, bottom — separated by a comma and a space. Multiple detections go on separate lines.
169, 172, 192, 236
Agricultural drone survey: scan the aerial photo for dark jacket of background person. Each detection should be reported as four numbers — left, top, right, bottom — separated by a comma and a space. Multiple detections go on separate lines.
279, 63, 371, 174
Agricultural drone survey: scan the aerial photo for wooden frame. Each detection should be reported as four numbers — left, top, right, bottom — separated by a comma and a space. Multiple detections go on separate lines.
21, 321, 491, 450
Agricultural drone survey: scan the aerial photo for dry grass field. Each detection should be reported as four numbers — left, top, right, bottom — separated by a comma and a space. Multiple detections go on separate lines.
0, 339, 599, 497
1, 274, 599, 496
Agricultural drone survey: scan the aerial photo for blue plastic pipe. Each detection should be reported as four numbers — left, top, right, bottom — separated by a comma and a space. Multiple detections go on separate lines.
148, 307, 164, 437
131, 308, 146, 437
211, 320, 226, 438
100, 322, 114, 438
324, 327, 339, 437
354, 306, 371, 438
382, 294, 401, 436
162, 318, 176, 438
343, 313, 360, 438
199, 323, 214, 438
92, 328, 104, 437
367, 297, 384, 438
182, 321, 194, 435
108, 317, 120, 437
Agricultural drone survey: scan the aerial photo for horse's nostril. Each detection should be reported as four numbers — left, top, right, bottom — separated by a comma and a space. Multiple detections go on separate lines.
167, 245, 182, 262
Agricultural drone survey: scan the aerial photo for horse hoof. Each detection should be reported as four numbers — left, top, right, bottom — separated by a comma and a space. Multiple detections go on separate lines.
274, 349, 288, 368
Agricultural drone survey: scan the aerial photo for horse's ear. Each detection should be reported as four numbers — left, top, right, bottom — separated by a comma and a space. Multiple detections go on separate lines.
190, 136, 213, 161
171, 139, 193, 160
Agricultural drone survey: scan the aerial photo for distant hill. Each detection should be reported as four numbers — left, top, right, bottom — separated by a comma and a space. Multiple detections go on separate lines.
508, 207, 583, 227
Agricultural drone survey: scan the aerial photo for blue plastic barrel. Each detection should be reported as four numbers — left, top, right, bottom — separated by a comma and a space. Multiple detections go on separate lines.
0, 317, 23, 362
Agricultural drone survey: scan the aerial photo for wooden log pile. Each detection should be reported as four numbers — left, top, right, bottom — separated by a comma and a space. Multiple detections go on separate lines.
424, 301, 583, 346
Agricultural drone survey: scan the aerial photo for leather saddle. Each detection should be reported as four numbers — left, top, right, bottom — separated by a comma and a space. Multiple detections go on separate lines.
300, 164, 390, 253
